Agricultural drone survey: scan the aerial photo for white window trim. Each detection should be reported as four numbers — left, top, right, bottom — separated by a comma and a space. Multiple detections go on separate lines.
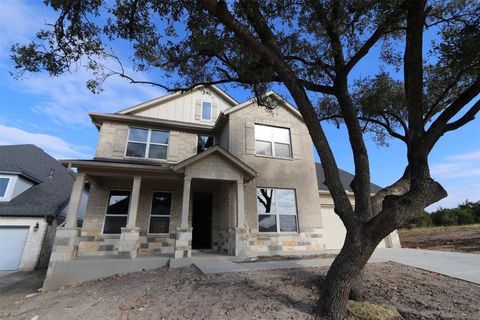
201, 101, 213, 121
102, 189, 131, 236
254, 124, 292, 159
0, 177, 11, 200
125, 126, 169, 160
257, 187, 298, 234
147, 190, 172, 235
196, 134, 215, 154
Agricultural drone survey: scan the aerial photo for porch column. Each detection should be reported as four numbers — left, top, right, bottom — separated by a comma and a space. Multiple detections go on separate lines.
126, 176, 142, 229
47, 172, 84, 273
65, 172, 86, 228
119, 176, 141, 259
233, 179, 249, 257
181, 176, 192, 228
172, 175, 193, 264
236, 180, 245, 228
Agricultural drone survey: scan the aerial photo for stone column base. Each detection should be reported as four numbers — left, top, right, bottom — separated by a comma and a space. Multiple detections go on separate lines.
44, 227, 81, 282
118, 227, 140, 259
174, 227, 192, 259
233, 227, 249, 258
50, 227, 81, 262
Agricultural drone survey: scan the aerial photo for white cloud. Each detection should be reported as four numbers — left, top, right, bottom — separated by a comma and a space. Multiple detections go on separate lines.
427, 150, 480, 210
17, 66, 163, 126
0, 125, 92, 159
0, 0, 164, 127
431, 150, 480, 180
0, 0, 44, 55
447, 150, 480, 161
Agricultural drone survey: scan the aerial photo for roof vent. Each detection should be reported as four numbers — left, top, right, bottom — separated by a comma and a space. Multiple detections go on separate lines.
49, 168, 55, 179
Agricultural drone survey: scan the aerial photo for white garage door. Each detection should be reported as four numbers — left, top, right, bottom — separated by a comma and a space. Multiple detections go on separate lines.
323, 207, 347, 250
0, 227, 29, 270
322, 207, 386, 249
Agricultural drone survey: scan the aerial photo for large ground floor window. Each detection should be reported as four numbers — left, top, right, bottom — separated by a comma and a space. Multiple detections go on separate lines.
103, 190, 130, 234
257, 188, 298, 233
149, 192, 172, 234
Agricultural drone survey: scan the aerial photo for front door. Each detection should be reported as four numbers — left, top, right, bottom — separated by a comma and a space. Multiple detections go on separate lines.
192, 192, 213, 249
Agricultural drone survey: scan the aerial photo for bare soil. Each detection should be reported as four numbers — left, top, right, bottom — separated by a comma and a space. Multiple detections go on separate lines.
245, 253, 337, 262
1, 262, 479, 320
399, 224, 480, 253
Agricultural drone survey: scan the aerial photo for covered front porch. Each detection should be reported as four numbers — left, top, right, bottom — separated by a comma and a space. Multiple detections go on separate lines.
45, 147, 256, 289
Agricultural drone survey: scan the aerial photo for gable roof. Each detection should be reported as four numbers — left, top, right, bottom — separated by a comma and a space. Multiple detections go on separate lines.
315, 163, 382, 194
116, 85, 238, 115
222, 91, 303, 120
173, 145, 256, 179
0, 145, 74, 218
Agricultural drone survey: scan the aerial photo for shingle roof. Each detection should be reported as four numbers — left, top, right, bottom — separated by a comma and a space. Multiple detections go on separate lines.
315, 163, 382, 194
0, 144, 73, 217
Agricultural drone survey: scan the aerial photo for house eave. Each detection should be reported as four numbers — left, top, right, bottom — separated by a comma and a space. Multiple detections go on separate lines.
88, 112, 216, 132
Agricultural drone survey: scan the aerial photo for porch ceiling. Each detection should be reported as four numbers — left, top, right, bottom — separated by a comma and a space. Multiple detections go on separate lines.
59, 159, 182, 180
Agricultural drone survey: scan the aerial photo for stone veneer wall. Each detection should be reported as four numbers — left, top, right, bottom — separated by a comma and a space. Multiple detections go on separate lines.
77, 178, 184, 257
247, 229, 326, 255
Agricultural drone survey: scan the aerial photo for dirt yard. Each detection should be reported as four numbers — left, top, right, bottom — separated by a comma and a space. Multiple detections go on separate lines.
399, 224, 480, 253
1, 262, 479, 320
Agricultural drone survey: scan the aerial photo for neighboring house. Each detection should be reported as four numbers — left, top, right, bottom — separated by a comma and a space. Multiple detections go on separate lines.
44, 86, 400, 289
0, 145, 76, 271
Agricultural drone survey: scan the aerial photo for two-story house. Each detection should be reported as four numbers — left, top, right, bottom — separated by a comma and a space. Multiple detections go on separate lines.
43, 85, 400, 290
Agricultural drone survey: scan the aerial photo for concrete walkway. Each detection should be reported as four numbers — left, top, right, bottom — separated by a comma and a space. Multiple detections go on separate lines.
371, 248, 480, 284
193, 248, 480, 285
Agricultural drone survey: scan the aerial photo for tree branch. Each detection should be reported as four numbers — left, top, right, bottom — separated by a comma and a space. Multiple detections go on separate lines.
443, 99, 480, 132
345, 8, 403, 73
426, 77, 480, 147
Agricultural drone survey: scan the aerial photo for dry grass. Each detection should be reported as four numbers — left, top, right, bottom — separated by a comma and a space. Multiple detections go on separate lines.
347, 300, 401, 320
399, 224, 480, 235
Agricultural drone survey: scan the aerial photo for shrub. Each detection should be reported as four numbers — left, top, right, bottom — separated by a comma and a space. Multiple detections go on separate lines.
431, 209, 458, 226
404, 211, 432, 228
455, 209, 475, 225
459, 200, 480, 223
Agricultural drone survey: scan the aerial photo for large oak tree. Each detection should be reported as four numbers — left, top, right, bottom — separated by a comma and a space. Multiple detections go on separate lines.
11, 0, 480, 318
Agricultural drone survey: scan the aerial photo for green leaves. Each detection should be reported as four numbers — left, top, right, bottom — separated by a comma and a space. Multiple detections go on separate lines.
9, 0, 480, 139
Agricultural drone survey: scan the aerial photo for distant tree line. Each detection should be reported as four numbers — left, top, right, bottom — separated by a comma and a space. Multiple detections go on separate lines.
404, 200, 480, 228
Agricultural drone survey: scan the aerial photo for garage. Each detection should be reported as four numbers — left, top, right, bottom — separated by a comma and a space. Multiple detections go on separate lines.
321, 206, 387, 250
0, 226, 29, 271
322, 207, 347, 250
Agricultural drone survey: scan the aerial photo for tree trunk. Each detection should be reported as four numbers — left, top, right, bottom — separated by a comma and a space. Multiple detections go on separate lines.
318, 234, 379, 319
349, 270, 364, 301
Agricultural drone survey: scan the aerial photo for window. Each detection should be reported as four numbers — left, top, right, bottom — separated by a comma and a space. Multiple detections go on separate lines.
126, 127, 169, 160
197, 135, 214, 154
257, 188, 297, 233
149, 192, 172, 234
202, 101, 212, 120
0, 178, 10, 198
103, 190, 130, 234
254, 124, 291, 158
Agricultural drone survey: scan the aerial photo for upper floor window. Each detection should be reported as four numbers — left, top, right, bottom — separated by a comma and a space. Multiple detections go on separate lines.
254, 124, 291, 158
126, 127, 169, 160
202, 101, 212, 121
197, 135, 214, 154
0, 177, 10, 198
257, 188, 298, 233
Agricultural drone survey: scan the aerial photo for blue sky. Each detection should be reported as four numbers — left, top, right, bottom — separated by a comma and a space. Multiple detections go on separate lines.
0, 0, 479, 210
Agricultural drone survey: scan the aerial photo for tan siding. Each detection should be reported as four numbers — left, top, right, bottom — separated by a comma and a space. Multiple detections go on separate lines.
132, 87, 231, 124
